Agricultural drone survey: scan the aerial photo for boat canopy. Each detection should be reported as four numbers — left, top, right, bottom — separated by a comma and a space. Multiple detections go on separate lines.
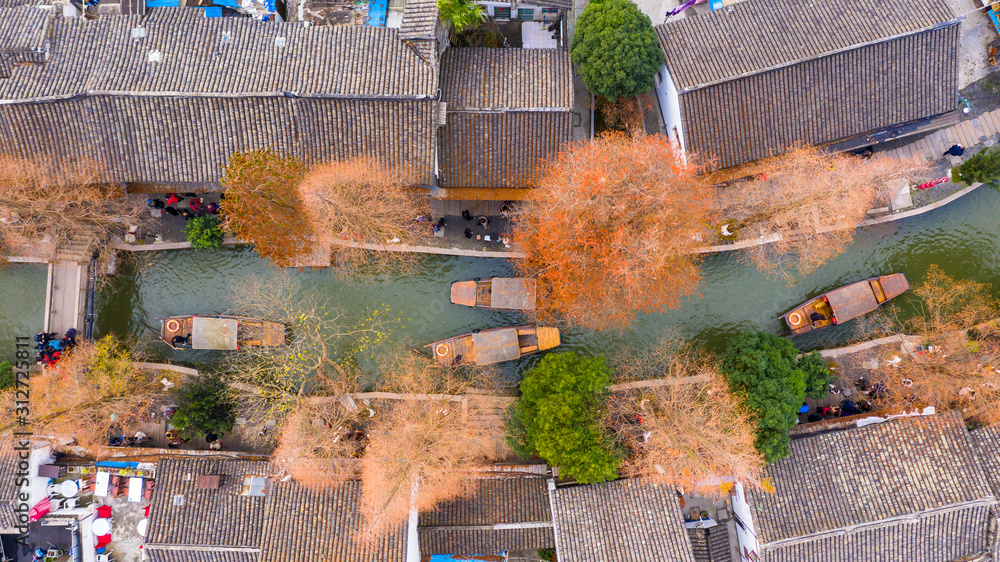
471, 329, 521, 364
191, 317, 239, 350
451, 281, 477, 307
491, 278, 536, 310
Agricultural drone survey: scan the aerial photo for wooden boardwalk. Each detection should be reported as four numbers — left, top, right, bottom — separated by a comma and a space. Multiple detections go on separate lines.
883, 111, 1000, 163
44, 236, 92, 335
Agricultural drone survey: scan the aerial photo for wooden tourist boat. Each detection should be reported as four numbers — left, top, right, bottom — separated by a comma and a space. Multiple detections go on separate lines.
780, 273, 910, 336
159, 315, 286, 350
427, 326, 560, 366
450, 278, 537, 311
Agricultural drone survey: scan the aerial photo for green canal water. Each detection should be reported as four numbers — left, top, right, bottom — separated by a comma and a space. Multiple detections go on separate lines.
0, 263, 47, 362
3, 186, 1000, 366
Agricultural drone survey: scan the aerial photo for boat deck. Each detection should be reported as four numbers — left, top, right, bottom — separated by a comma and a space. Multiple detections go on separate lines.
162, 316, 194, 344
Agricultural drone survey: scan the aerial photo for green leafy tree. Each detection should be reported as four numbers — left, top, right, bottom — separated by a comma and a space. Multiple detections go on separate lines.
184, 215, 224, 250
953, 146, 1000, 187
172, 375, 237, 437
0, 361, 13, 390
571, 0, 665, 101
720, 331, 832, 463
438, 0, 486, 34
506, 352, 620, 483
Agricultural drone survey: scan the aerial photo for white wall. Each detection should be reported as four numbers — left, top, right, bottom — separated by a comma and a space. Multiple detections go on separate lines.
730, 482, 761, 562
655, 64, 685, 152
482, 2, 559, 20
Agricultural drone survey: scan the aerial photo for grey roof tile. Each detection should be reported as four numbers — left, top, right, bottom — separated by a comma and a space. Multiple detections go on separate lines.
418, 478, 555, 555
748, 412, 997, 561
0, 436, 23, 533
399, 0, 439, 40
971, 426, 1000, 499
655, 0, 956, 90
549, 479, 696, 562
673, 25, 959, 169
440, 48, 572, 110
146, 551, 260, 562
144, 458, 272, 549
687, 526, 729, 562
439, 111, 571, 189
260, 480, 406, 562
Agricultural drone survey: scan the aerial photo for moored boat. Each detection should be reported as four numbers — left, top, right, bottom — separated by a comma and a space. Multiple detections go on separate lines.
159, 315, 287, 350
780, 273, 910, 336
427, 326, 560, 365
450, 278, 537, 311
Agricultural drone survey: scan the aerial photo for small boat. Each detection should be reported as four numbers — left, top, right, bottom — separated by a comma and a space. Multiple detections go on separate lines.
427, 326, 560, 365
450, 278, 536, 311
780, 273, 910, 336
159, 315, 287, 350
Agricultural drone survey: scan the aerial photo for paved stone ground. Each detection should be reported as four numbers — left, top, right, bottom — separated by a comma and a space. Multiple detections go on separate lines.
947, 0, 997, 89
123, 192, 224, 247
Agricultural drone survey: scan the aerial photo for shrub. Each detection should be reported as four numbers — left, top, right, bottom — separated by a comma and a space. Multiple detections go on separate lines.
0, 361, 13, 390
720, 331, 832, 463
953, 146, 1000, 187
184, 215, 224, 250
506, 352, 620, 483
172, 374, 236, 437
571, 0, 664, 101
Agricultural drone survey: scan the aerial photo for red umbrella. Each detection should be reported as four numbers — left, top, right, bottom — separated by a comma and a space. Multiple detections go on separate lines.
96, 534, 112, 548
28, 497, 51, 522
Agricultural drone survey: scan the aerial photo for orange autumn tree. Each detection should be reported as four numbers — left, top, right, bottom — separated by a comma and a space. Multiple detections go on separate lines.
718, 145, 928, 283
221, 149, 313, 266
298, 157, 430, 275
514, 132, 713, 330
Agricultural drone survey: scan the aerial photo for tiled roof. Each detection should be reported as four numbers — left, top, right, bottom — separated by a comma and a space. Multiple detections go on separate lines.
760, 502, 996, 562
655, 0, 956, 90
0, 437, 22, 533
0, 7, 441, 184
145, 458, 272, 549
675, 26, 959, 169
418, 478, 555, 555
146, 551, 260, 562
687, 526, 730, 562
0, 95, 441, 184
549, 479, 696, 562
260, 481, 406, 562
0, 8, 438, 100
0, 6, 49, 54
399, 0, 439, 40
747, 413, 996, 560
439, 111, 571, 189
971, 426, 1000, 499
440, 48, 573, 110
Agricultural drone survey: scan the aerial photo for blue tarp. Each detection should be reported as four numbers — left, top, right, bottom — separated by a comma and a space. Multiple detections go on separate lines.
198, 6, 223, 15
428, 556, 503, 562
95, 461, 139, 469
367, 0, 387, 26
145, 0, 179, 6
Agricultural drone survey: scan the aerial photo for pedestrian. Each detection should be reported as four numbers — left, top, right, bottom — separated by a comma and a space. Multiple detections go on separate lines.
166, 193, 184, 206
171, 335, 188, 348
147, 198, 165, 209
434, 217, 446, 228
188, 198, 204, 213
462, 210, 473, 221
206, 203, 220, 214
500, 202, 511, 218
164, 206, 179, 216
944, 144, 965, 157
65, 328, 77, 346
464, 228, 473, 239
478, 216, 490, 229
810, 311, 826, 323
180, 208, 193, 219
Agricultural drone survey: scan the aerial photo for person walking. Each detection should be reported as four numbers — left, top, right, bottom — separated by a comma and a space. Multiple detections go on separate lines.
943, 144, 965, 157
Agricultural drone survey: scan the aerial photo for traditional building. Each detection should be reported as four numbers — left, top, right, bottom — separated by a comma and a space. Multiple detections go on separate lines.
548, 479, 697, 562
438, 47, 573, 199
746, 412, 998, 561
653, 0, 960, 169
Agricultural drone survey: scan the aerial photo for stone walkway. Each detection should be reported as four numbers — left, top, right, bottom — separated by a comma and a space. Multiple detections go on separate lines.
882, 109, 1000, 164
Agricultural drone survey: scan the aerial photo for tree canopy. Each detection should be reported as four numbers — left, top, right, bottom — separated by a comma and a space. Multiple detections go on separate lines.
184, 214, 224, 250
571, 0, 664, 101
953, 146, 1000, 187
172, 374, 237, 437
720, 331, 831, 463
437, 0, 486, 34
513, 133, 712, 329
221, 149, 312, 266
507, 352, 620, 483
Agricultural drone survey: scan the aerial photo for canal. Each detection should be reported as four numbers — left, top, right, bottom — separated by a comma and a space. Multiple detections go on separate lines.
3, 186, 1000, 365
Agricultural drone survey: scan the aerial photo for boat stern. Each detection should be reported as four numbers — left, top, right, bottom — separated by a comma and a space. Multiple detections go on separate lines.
450, 281, 477, 307
536, 327, 561, 351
